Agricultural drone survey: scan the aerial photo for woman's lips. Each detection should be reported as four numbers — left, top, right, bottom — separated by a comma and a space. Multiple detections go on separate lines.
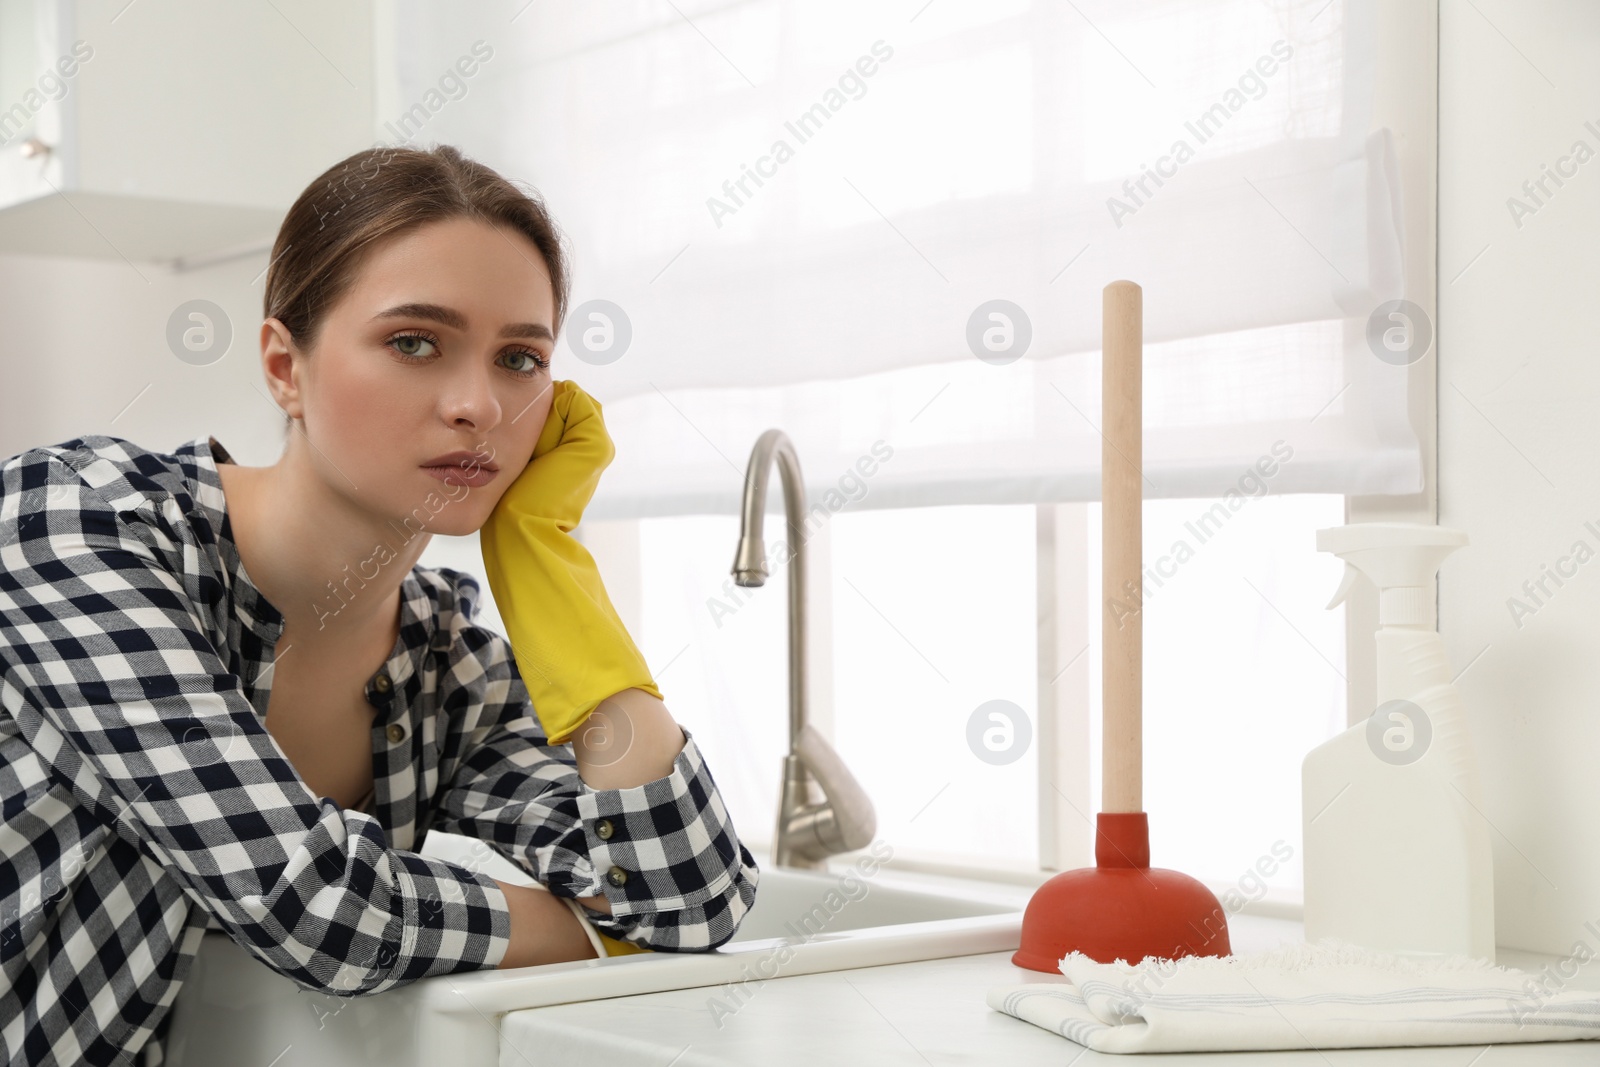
421, 464, 499, 487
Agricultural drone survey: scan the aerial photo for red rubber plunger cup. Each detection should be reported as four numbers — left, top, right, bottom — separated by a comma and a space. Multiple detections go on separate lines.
1012, 812, 1231, 970
1012, 281, 1231, 972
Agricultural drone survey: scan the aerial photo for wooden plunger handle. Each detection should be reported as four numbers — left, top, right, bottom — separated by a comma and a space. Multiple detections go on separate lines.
1102, 280, 1142, 814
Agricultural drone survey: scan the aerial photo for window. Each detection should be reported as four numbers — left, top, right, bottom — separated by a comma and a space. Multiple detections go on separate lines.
398, 0, 1430, 914
481, 488, 1348, 904
1094, 492, 1346, 897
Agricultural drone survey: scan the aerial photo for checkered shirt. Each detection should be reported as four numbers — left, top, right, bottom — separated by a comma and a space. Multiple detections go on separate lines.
0, 434, 757, 1066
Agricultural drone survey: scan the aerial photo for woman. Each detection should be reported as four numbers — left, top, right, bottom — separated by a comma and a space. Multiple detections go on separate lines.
0, 144, 758, 1067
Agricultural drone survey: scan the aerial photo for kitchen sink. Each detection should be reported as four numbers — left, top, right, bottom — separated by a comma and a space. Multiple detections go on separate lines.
163, 831, 1027, 1067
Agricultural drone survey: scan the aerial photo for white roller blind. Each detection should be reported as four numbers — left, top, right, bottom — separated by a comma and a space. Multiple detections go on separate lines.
390, 0, 1422, 518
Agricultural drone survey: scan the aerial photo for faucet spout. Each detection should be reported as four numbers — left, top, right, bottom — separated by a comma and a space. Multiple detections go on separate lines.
733, 429, 876, 869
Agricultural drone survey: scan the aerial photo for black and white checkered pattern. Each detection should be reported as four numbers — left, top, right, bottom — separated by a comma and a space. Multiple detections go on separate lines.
0, 434, 758, 1066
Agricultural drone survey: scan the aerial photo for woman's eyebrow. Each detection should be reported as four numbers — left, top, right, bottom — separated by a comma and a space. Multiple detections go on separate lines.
372, 302, 553, 341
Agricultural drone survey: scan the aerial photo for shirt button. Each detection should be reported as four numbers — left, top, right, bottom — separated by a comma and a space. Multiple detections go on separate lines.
386, 723, 406, 743
605, 865, 628, 887
596, 818, 615, 840
373, 672, 392, 693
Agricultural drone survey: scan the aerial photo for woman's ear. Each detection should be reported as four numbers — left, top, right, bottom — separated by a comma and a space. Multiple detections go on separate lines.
260, 318, 306, 422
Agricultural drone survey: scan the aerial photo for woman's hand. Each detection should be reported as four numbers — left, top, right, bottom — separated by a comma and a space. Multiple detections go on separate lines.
479, 380, 664, 747
504, 378, 614, 534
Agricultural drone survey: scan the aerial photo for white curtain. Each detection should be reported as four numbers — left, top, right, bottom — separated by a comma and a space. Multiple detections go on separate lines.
390, 0, 1421, 519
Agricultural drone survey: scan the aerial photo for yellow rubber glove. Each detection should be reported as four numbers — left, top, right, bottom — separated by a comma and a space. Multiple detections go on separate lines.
597, 931, 653, 956
480, 379, 663, 745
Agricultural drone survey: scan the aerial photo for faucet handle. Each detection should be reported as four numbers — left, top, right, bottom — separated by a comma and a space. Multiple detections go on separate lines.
795, 723, 877, 854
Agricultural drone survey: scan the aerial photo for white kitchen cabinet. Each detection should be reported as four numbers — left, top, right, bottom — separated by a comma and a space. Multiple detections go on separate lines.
0, 0, 375, 263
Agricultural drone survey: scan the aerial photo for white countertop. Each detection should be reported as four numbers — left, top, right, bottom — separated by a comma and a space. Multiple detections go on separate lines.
499, 912, 1600, 1065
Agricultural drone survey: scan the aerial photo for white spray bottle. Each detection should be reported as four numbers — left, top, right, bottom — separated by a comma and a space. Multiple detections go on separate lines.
1302, 522, 1495, 960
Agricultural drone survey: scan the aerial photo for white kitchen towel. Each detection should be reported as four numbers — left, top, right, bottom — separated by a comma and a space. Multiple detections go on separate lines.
987, 938, 1600, 1054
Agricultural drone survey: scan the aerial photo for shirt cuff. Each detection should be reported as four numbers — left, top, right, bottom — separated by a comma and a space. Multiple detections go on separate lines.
389, 850, 514, 981
567, 726, 741, 919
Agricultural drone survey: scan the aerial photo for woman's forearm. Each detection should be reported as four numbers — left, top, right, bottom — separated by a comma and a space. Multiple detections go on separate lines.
564, 687, 685, 919
569, 687, 686, 791
493, 879, 599, 968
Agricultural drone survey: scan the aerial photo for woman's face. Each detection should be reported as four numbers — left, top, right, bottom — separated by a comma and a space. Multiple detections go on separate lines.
268, 216, 558, 537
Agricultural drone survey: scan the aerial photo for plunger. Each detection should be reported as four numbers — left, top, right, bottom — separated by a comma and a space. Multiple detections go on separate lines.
1011, 280, 1233, 972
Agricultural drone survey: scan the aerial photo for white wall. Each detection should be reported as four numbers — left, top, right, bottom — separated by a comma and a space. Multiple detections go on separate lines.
1439, 0, 1600, 954
0, 249, 289, 465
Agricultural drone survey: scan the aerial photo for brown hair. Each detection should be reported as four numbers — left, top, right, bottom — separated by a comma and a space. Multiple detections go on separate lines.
262, 143, 570, 407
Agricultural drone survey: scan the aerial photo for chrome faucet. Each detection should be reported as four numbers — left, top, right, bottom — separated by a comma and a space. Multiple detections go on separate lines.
732, 429, 877, 870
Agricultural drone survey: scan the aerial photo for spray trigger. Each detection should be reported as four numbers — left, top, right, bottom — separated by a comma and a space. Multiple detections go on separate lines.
1326, 562, 1361, 610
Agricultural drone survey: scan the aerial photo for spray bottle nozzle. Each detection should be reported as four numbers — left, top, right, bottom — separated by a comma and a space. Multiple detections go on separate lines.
1316, 523, 1469, 628
1325, 562, 1361, 611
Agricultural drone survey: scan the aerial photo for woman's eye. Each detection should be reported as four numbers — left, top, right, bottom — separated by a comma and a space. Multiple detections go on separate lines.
503, 349, 552, 375
387, 333, 547, 376
389, 333, 437, 359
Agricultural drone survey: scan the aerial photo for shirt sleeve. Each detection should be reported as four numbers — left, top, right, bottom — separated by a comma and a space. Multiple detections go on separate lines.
0, 463, 513, 997
426, 611, 759, 953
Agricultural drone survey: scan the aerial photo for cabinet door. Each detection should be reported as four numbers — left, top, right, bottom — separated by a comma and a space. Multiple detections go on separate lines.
0, 0, 375, 262
0, 0, 71, 210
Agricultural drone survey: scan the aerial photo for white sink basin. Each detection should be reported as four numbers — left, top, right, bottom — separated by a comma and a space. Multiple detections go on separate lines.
164, 832, 1026, 1067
